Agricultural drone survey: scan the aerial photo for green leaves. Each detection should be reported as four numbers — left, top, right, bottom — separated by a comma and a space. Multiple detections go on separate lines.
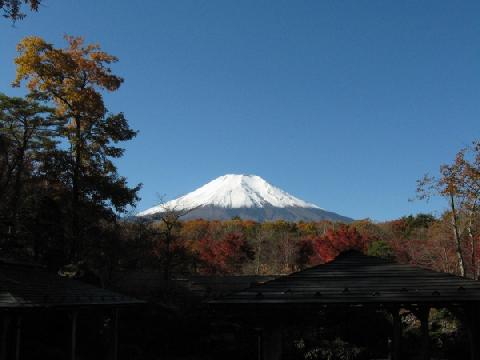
1, 36, 140, 264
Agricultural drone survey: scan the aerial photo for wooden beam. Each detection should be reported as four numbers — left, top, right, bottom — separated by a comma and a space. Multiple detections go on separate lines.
262, 326, 282, 360
71, 311, 78, 360
112, 308, 119, 360
1, 314, 10, 360
254, 328, 262, 360
14, 315, 22, 360
418, 307, 430, 360
391, 308, 402, 360
465, 303, 480, 360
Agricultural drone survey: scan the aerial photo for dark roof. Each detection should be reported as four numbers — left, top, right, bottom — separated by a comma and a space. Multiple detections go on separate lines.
110, 270, 276, 299
180, 275, 278, 298
211, 251, 480, 306
0, 260, 143, 309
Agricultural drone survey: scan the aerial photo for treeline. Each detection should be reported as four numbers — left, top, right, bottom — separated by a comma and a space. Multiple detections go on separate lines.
119, 210, 479, 281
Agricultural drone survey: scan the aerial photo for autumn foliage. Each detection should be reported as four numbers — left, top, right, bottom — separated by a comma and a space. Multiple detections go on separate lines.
135, 210, 480, 280
295, 225, 368, 267
312, 225, 368, 263
197, 232, 254, 274
143, 219, 374, 276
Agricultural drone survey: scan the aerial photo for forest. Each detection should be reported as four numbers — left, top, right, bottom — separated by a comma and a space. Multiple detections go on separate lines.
2, 4, 480, 358
1, 0, 480, 287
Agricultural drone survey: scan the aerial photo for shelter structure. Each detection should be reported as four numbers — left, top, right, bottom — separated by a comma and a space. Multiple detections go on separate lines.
111, 271, 276, 301
0, 259, 143, 360
211, 251, 480, 360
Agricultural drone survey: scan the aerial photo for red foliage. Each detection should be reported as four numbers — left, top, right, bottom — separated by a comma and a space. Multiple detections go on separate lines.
306, 225, 369, 264
295, 236, 315, 268
152, 237, 186, 259
389, 219, 408, 236
197, 232, 254, 274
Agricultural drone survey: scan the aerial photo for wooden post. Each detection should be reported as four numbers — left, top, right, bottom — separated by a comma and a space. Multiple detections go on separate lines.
465, 303, 480, 360
262, 326, 282, 360
391, 308, 402, 360
418, 307, 430, 360
15, 315, 22, 360
254, 328, 262, 360
112, 308, 119, 360
71, 311, 78, 360
1, 314, 10, 360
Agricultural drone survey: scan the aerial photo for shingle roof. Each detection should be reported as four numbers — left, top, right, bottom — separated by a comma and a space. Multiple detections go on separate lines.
0, 260, 143, 308
180, 275, 278, 298
211, 251, 480, 306
111, 270, 276, 299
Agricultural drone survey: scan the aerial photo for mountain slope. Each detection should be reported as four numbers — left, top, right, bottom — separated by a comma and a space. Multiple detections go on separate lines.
138, 174, 352, 222
171, 205, 353, 222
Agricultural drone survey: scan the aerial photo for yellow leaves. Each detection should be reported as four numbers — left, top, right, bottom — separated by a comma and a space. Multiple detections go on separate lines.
14, 34, 122, 93
13, 36, 48, 87
64, 35, 84, 50
13, 34, 124, 121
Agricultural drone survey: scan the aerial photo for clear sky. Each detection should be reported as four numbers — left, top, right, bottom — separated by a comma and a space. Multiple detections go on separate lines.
1, 0, 479, 221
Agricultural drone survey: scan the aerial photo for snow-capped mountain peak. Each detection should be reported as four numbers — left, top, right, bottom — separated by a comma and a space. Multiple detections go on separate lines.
138, 174, 320, 216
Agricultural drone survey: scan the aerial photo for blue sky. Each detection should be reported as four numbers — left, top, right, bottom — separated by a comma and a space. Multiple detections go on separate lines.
1, 0, 479, 221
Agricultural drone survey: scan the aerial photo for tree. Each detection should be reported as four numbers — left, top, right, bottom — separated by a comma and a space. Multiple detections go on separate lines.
456, 142, 480, 278
1, 0, 40, 21
148, 203, 195, 282
308, 225, 368, 264
13, 35, 140, 261
295, 236, 315, 269
197, 232, 254, 274
367, 240, 393, 259
415, 143, 480, 277
417, 156, 467, 276
0, 93, 57, 244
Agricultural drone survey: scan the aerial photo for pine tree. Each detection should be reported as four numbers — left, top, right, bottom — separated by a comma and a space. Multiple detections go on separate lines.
13, 35, 140, 261
0, 93, 58, 246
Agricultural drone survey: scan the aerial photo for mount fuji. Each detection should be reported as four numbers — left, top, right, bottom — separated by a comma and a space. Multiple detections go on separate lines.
137, 174, 352, 222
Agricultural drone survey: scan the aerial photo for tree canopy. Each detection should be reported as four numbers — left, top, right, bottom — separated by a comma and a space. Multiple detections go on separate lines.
0, 35, 139, 272
1, 0, 40, 21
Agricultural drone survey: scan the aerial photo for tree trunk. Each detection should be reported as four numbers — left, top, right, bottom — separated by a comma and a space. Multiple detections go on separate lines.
163, 238, 171, 283
0, 142, 16, 205
256, 240, 262, 275
450, 193, 466, 277
163, 224, 173, 283
10, 134, 27, 241
70, 118, 82, 262
467, 212, 477, 279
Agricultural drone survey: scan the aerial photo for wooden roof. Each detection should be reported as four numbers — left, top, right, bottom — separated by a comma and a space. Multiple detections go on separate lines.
111, 270, 276, 299
181, 275, 278, 298
211, 251, 480, 306
0, 260, 143, 309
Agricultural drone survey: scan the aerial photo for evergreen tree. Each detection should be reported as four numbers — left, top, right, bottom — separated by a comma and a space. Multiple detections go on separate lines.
0, 93, 58, 248
13, 35, 140, 262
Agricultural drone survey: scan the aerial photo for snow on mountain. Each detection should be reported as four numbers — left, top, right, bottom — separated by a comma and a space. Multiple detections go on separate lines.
137, 174, 334, 219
